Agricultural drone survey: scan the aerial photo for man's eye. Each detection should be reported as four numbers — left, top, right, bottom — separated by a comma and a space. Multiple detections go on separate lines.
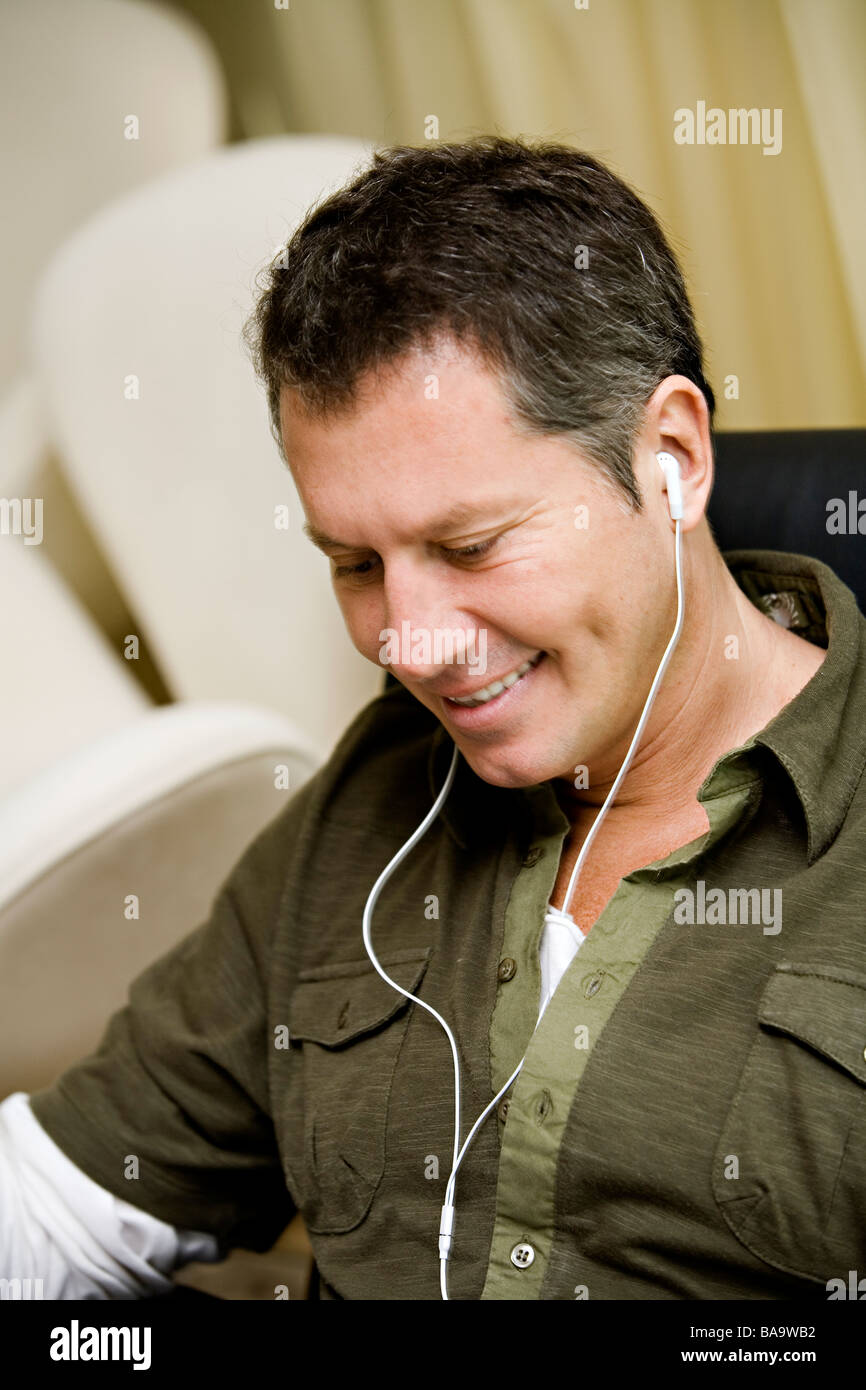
332, 556, 381, 579
443, 537, 497, 561
332, 536, 497, 580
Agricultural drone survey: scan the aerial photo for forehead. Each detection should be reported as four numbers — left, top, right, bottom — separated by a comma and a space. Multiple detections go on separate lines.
278, 337, 518, 455
276, 339, 613, 552
278, 339, 546, 514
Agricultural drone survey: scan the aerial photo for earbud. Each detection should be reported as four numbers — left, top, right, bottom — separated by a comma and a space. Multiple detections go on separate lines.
656, 451, 683, 521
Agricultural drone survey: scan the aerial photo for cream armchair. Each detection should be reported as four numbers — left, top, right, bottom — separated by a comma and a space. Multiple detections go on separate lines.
1, 134, 389, 1298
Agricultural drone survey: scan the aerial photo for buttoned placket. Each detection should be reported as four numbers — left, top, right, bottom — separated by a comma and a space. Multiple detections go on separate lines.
481, 755, 763, 1299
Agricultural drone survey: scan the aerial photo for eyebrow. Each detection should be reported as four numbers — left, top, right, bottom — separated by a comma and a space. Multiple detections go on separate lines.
302, 522, 351, 554
302, 501, 525, 554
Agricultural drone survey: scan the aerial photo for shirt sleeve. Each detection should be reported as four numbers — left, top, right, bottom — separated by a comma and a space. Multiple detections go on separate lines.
26, 794, 303, 1255
0, 1092, 220, 1299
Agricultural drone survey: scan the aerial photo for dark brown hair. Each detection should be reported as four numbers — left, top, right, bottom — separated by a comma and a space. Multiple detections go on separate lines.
244, 135, 714, 509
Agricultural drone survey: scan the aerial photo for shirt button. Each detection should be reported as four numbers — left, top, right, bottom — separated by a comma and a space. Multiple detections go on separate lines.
510, 1242, 536, 1269
498, 957, 517, 982
583, 973, 604, 998
497, 1098, 511, 1123
522, 847, 543, 867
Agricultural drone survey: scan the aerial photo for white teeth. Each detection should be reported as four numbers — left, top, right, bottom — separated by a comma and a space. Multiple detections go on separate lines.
449, 656, 539, 707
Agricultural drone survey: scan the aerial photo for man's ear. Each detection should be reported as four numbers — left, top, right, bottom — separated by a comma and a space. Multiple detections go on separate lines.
641, 376, 714, 530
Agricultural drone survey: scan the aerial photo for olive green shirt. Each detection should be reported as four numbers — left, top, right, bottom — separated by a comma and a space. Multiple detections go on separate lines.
30, 549, 866, 1299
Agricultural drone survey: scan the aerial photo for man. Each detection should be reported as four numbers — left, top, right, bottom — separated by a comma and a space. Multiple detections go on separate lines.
2, 137, 864, 1300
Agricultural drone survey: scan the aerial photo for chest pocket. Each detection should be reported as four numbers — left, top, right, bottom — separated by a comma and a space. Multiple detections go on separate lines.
285, 949, 432, 1235
712, 962, 866, 1285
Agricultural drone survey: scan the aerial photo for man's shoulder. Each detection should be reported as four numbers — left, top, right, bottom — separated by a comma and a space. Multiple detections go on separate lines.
318, 681, 443, 809
226, 683, 451, 972
291, 681, 443, 834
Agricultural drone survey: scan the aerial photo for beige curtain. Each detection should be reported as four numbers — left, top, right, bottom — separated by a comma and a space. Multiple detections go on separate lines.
170, 0, 866, 430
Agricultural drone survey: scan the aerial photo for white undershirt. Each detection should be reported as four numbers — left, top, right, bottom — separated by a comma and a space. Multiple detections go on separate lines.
538, 904, 586, 1016
0, 910, 584, 1297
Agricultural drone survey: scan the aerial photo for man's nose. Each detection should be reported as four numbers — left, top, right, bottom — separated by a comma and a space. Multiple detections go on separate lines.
380, 565, 466, 680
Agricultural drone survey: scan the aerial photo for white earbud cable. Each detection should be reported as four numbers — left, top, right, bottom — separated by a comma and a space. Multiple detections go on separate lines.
557, 516, 684, 921
363, 514, 684, 1300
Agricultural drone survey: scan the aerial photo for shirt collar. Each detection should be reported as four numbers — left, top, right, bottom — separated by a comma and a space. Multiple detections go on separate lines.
721, 549, 866, 863
427, 549, 866, 863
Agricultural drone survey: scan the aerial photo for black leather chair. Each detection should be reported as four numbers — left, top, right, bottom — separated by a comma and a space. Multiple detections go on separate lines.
710, 429, 865, 613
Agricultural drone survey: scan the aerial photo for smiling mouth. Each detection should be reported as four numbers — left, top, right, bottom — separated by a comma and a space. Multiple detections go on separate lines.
444, 652, 545, 708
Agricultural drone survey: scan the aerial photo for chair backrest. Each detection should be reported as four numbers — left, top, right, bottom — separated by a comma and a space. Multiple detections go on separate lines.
710, 430, 866, 613
0, 0, 226, 400
0, 539, 150, 803
30, 136, 384, 757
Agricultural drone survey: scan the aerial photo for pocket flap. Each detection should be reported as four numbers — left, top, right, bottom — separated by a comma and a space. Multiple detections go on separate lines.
289, 948, 432, 1046
758, 962, 866, 1084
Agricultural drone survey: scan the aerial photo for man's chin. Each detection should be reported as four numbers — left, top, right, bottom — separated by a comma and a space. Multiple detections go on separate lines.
455, 741, 556, 791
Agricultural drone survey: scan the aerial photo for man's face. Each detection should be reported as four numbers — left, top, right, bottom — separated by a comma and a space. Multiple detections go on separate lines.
281, 340, 678, 792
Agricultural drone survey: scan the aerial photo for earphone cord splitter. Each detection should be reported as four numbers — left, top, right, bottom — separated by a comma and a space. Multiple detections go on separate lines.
362, 516, 684, 1299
